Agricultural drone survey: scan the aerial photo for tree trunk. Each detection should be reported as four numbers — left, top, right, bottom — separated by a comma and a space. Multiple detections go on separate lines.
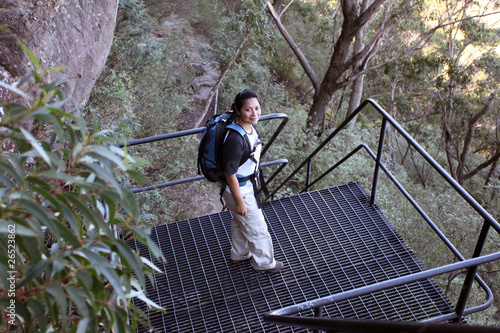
307, 0, 386, 130
346, 0, 370, 123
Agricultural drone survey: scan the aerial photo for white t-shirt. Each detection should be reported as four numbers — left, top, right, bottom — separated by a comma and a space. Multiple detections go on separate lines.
225, 127, 261, 196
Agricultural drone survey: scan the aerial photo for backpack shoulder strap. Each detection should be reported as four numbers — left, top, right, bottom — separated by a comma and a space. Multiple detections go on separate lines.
226, 123, 252, 156
226, 123, 246, 137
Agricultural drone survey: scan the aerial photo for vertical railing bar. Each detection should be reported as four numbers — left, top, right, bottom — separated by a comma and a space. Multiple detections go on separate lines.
306, 159, 312, 192
260, 114, 289, 158
370, 117, 388, 205
214, 88, 218, 115
453, 221, 491, 322
313, 305, 324, 333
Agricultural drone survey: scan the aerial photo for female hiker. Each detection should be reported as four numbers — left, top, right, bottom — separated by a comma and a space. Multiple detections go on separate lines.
222, 89, 284, 273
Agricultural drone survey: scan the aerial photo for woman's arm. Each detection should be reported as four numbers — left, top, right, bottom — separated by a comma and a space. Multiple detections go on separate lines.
226, 173, 247, 216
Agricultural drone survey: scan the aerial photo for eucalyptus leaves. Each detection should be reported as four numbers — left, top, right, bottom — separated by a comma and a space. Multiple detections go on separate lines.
0, 45, 163, 332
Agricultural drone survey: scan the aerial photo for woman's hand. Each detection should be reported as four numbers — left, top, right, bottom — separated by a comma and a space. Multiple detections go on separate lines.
236, 201, 247, 216
226, 173, 247, 216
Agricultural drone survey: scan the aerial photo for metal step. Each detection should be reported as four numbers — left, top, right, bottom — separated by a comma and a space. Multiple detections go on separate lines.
129, 182, 454, 332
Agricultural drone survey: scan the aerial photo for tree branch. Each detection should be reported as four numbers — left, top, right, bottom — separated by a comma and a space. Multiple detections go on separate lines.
463, 148, 500, 183
279, 0, 294, 16
266, 1, 321, 94
355, 0, 386, 32
338, 10, 500, 85
457, 93, 496, 178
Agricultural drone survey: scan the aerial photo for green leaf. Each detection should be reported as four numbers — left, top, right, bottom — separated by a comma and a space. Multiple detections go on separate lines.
49, 66, 67, 74
32, 110, 65, 139
75, 270, 94, 292
140, 256, 163, 273
45, 284, 68, 318
0, 161, 23, 184
17, 198, 59, 239
79, 249, 126, 300
121, 189, 139, 217
38, 171, 82, 184
82, 163, 122, 196
27, 298, 47, 332
126, 169, 152, 186
20, 128, 52, 165
53, 219, 81, 248
112, 307, 129, 333
47, 105, 76, 118
18, 41, 41, 71
0, 175, 15, 188
88, 146, 126, 170
64, 193, 112, 237
61, 205, 81, 238
100, 192, 118, 222
76, 317, 91, 333
44, 284, 68, 330
0, 81, 31, 99
17, 258, 53, 287
132, 227, 164, 260
114, 241, 145, 284
30, 186, 63, 212
66, 286, 90, 318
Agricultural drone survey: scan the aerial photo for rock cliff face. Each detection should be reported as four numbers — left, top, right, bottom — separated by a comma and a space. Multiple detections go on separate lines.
0, 0, 117, 110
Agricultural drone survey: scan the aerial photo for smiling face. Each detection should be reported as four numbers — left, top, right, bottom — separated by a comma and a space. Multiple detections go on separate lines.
236, 97, 261, 131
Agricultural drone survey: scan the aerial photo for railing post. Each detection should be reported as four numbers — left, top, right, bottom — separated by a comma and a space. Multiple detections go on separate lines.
306, 158, 312, 192
313, 305, 324, 333
453, 221, 491, 322
370, 118, 388, 205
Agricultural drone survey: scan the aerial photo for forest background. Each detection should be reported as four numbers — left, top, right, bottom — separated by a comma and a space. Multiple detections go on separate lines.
87, 0, 499, 328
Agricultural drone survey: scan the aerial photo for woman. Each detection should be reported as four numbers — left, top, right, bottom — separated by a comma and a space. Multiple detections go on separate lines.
222, 89, 284, 273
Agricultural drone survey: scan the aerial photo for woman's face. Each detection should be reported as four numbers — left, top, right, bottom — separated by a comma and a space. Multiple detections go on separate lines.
237, 97, 261, 126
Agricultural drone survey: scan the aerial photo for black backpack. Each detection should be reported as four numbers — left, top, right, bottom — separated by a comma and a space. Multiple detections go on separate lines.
197, 110, 270, 208
197, 110, 251, 183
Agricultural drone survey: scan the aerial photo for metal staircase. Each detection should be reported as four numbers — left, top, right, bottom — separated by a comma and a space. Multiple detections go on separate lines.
122, 99, 500, 332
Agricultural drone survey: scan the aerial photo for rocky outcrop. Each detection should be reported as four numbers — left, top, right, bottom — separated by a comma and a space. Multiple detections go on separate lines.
0, 0, 118, 110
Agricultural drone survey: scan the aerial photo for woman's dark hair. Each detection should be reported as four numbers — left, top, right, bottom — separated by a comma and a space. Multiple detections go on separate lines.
231, 89, 260, 112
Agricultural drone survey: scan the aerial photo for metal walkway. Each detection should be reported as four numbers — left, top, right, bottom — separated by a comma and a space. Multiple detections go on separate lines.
129, 182, 454, 332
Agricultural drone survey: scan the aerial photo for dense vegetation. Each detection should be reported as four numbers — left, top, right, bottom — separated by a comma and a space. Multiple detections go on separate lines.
0, 46, 164, 331
1, 0, 499, 331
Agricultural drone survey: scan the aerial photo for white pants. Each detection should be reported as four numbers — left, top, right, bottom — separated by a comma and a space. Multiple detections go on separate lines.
223, 190, 276, 270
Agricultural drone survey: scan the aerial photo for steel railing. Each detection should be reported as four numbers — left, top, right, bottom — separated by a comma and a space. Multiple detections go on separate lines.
117, 113, 289, 193
265, 99, 500, 331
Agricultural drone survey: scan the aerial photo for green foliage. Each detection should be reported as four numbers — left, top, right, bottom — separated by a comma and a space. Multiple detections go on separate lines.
0, 48, 163, 332
86, 21, 202, 224
118, 0, 153, 30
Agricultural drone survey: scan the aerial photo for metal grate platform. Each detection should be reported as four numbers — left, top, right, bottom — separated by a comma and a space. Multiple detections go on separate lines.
129, 182, 454, 332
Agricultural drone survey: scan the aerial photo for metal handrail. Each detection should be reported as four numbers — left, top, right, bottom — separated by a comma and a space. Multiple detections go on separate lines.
118, 114, 289, 194
131, 159, 288, 193
263, 317, 500, 333
117, 113, 288, 150
273, 99, 500, 233
300, 143, 494, 315
264, 252, 500, 323
266, 99, 500, 330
